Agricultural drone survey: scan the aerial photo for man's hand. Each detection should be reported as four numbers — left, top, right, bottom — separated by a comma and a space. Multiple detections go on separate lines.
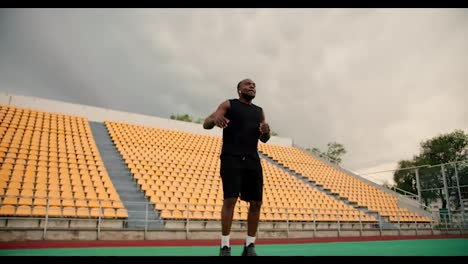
259, 122, 270, 135
203, 100, 230, 130
259, 122, 271, 143
213, 115, 230, 129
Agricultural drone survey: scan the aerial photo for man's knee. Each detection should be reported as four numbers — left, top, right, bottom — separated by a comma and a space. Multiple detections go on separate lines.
223, 197, 238, 209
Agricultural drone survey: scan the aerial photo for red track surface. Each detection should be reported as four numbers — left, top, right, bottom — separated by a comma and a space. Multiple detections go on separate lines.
0, 235, 466, 249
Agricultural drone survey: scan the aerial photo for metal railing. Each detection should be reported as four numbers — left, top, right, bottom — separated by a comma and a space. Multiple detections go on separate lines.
1, 197, 467, 236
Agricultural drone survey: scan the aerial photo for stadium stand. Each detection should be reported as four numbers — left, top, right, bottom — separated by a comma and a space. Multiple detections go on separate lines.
258, 143, 432, 223
0, 105, 127, 219
0, 104, 429, 226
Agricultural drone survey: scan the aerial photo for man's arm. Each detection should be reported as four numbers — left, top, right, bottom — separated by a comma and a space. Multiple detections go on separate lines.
259, 110, 270, 143
203, 100, 230, 129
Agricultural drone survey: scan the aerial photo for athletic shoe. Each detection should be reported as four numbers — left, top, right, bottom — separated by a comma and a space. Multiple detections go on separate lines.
219, 246, 231, 256
241, 243, 257, 256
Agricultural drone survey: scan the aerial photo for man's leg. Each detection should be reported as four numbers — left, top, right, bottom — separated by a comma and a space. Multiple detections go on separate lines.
221, 197, 238, 236
219, 197, 237, 256
220, 155, 240, 237
241, 200, 261, 256
241, 157, 263, 256
219, 155, 241, 256
247, 200, 262, 237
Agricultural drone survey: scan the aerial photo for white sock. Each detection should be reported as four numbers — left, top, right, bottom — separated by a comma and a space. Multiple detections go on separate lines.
221, 235, 230, 248
246, 235, 256, 246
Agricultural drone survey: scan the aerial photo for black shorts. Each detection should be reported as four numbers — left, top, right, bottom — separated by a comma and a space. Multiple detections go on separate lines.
220, 154, 263, 202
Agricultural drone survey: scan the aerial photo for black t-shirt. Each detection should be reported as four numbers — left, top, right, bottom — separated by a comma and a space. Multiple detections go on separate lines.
221, 99, 263, 159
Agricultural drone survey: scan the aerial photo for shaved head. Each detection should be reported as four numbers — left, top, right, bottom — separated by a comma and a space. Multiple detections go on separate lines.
237, 78, 253, 91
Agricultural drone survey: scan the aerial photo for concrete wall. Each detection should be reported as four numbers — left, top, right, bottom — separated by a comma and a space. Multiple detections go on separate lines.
0, 92, 11, 105
0, 228, 461, 242
0, 92, 292, 146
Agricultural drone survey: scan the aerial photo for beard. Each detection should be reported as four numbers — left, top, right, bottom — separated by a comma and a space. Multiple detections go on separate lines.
241, 93, 255, 101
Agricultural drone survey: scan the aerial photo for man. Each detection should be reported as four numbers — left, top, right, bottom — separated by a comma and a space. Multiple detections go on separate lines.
203, 78, 271, 256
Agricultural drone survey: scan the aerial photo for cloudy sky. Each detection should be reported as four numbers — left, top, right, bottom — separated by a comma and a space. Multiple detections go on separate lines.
1, 8, 467, 184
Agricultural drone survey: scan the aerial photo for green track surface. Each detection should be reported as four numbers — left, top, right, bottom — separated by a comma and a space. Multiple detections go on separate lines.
0, 238, 466, 256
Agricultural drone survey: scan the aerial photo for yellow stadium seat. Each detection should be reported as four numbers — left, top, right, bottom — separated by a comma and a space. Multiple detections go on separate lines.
73, 207, 88, 218
16, 205, 32, 216
0, 205, 16, 216
18, 197, 33, 206
32, 206, 47, 217
116, 208, 128, 218
47, 207, 62, 217
63, 207, 76, 217
2, 197, 18, 205
103, 208, 115, 218
89, 208, 101, 218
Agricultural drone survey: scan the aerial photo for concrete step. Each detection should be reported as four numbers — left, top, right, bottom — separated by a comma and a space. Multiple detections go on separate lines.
89, 121, 161, 228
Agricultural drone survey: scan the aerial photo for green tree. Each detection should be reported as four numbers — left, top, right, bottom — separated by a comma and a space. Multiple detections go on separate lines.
393, 129, 468, 209
305, 147, 324, 158
393, 159, 419, 194
170, 113, 193, 122
325, 142, 347, 165
306, 142, 347, 165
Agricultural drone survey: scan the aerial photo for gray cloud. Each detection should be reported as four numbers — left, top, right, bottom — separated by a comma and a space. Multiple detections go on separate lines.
1, 8, 467, 178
